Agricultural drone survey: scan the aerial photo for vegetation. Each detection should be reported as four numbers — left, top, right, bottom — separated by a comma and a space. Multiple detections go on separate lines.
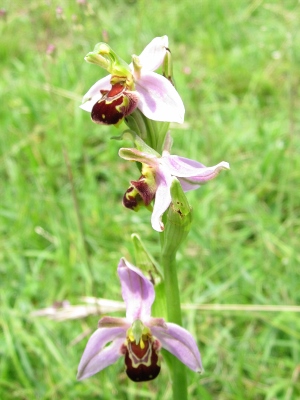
0, 0, 299, 398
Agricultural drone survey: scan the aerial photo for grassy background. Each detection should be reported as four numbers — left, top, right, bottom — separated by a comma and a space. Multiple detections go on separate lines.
1, 0, 300, 399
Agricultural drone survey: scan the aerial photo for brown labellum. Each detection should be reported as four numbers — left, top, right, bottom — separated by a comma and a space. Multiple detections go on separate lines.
124, 339, 161, 382
130, 176, 155, 206
123, 186, 141, 210
91, 83, 139, 125
123, 174, 156, 211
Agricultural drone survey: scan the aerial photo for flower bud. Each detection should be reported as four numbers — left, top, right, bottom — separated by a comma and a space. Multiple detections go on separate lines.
162, 178, 192, 256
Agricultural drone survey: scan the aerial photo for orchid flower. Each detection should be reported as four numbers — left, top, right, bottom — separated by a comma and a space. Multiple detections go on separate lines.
80, 36, 184, 125
77, 258, 202, 382
120, 133, 230, 232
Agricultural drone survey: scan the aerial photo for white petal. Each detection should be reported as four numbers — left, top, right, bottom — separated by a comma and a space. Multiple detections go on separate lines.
137, 36, 169, 72
80, 74, 111, 112
136, 72, 185, 123
151, 166, 173, 232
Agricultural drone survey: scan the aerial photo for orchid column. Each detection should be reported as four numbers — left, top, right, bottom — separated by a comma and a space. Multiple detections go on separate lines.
78, 36, 229, 400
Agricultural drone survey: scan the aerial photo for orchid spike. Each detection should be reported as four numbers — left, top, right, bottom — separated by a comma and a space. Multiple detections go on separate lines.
120, 133, 230, 232
77, 258, 202, 382
80, 36, 185, 125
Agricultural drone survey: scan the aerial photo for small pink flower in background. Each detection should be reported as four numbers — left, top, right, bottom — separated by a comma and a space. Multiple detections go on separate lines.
55, 6, 64, 18
46, 44, 56, 56
0, 8, 7, 19
80, 36, 185, 125
77, 258, 202, 382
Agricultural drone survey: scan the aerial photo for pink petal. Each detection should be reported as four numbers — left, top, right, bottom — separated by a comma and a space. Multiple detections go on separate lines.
80, 74, 112, 112
163, 156, 230, 191
177, 178, 202, 192
151, 166, 173, 232
118, 258, 155, 322
162, 155, 206, 176
77, 327, 125, 380
179, 161, 230, 191
136, 72, 185, 123
137, 36, 169, 72
152, 322, 203, 373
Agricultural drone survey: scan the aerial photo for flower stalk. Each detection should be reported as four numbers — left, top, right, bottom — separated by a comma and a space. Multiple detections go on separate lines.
77, 35, 229, 400
160, 252, 188, 400
124, 109, 170, 153
160, 179, 193, 400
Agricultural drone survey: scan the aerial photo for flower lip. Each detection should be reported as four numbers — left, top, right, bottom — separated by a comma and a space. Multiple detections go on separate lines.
91, 83, 139, 125
123, 186, 142, 210
124, 337, 161, 382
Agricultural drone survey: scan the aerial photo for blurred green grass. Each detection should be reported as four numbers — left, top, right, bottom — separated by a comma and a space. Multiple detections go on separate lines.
0, 0, 300, 399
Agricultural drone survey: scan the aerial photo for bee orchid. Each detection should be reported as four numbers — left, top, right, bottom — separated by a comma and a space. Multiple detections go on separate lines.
80, 36, 184, 125
77, 258, 202, 382
120, 133, 230, 231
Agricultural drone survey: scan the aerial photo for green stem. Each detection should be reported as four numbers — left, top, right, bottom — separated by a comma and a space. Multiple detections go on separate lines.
159, 181, 192, 400
139, 114, 169, 153
162, 253, 182, 325
161, 251, 188, 400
